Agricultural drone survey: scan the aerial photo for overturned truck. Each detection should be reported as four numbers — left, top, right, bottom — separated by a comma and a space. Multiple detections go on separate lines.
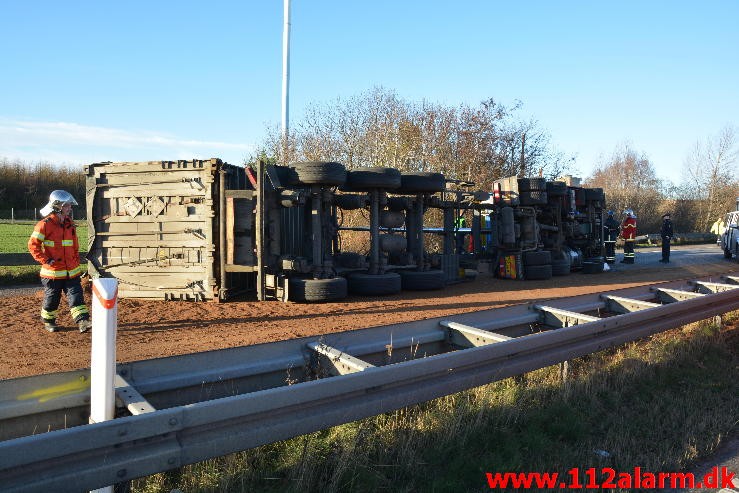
85, 159, 605, 302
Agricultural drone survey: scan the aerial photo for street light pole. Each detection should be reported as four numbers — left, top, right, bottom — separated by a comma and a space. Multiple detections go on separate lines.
281, 0, 291, 163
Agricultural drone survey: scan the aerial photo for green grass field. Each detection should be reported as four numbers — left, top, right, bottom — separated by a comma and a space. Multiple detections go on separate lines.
0, 221, 88, 253
0, 221, 88, 284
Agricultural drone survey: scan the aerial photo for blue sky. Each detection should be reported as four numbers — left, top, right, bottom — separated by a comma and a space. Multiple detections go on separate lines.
1, 1, 737, 183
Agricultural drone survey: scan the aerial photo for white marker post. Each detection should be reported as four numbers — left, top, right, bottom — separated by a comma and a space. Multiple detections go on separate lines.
89, 278, 118, 493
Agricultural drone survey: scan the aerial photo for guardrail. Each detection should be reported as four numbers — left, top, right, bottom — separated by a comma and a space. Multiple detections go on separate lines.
1, 276, 738, 492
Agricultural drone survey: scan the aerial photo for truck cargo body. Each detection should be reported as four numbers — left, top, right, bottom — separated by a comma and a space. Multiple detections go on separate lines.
85, 159, 255, 301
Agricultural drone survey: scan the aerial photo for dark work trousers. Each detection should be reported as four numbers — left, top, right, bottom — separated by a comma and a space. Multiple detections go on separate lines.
41, 277, 86, 322
661, 237, 671, 261
604, 241, 616, 263
623, 240, 635, 263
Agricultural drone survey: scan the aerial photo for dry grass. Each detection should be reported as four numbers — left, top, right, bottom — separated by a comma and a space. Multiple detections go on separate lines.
133, 312, 739, 493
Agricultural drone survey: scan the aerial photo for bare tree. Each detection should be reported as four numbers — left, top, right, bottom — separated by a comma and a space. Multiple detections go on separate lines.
585, 143, 664, 233
262, 87, 569, 191
681, 125, 739, 231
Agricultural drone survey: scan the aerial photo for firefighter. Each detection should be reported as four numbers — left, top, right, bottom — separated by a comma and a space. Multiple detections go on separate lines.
28, 190, 91, 333
603, 210, 619, 264
659, 213, 673, 263
619, 208, 637, 264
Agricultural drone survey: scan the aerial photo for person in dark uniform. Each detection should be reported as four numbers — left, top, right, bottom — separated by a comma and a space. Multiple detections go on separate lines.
603, 210, 620, 264
659, 213, 673, 263
454, 213, 467, 254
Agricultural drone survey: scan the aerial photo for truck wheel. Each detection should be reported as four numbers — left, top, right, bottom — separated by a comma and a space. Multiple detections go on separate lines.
341, 167, 401, 191
517, 178, 546, 191
288, 161, 347, 187
347, 272, 402, 295
524, 264, 552, 280
289, 277, 348, 302
724, 248, 732, 259
520, 190, 548, 205
582, 257, 604, 274
398, 270, 445, 290
523, 250, 552, 266
584, 188, 605, 202
395, 172, 445, 194
551, 251, 571, 276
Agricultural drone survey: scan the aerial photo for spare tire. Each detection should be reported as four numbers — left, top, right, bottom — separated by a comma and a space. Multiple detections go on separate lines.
395, 172, 445, 194
289, 277, 348, 302
288, 161, 346, 186
347, 272, 402, 295
398, 270, 445, 290
341, 167, 401, 191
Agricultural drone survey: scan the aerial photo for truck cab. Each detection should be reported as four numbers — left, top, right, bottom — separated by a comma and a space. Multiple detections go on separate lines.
721, 210, 739, 260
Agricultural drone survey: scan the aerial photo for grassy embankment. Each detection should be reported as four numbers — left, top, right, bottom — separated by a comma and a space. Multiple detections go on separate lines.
134, 314, 739, 493
0, 222, 88, 285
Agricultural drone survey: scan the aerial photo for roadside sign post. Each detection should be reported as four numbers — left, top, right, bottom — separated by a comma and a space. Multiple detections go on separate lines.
89, 278, 119, 493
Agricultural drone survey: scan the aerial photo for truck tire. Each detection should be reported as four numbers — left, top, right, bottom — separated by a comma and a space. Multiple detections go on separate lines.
341, 167, 401, 191
347, 272, 402, 295
524, 264, 552, 280
584, 188, 605, 202
520, 190, 548, 205
551, 250, 571, 276
517, 177, 546, 191
523, 250, 552, 266
546, 181, 567, 197
288, 161, 347, 187
724, 248, 732, 259
398, 270, 445, 290
289, 277, 348, 302
582, 256, 604, 274
395, 172, 445, 194
333, 193, 366, 210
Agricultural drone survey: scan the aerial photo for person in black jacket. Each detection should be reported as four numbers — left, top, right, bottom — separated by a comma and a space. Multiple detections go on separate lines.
603, 210, 620, 264
659, 213, 674, 263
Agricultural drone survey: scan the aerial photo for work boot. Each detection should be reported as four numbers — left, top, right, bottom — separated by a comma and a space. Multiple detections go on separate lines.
78, 319, 92, 333
43, 320, 60, 333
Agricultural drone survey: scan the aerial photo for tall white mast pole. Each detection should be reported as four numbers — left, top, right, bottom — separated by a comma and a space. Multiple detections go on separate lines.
281, 0, 291, 163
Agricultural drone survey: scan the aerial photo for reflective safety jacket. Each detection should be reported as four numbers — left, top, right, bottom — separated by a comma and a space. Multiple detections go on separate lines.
621, 217, 637, 241
28, 213, 83, 279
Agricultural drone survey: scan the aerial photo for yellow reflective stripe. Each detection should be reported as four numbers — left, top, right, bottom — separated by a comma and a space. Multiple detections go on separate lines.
70, 305, 89, 319
43, 240, 55, 246
41, 309, 58, 319
68, 266, 83, 277
61, 240, 73, 246
31, 231, 45, 240
40, 267, 69, 278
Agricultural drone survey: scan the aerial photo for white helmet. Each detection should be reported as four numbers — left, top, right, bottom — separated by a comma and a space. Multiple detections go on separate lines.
40, 190, 78, 217
623, 208, 636, 219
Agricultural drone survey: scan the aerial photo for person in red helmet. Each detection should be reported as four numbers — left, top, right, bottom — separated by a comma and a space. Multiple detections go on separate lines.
28, 190, 91, 333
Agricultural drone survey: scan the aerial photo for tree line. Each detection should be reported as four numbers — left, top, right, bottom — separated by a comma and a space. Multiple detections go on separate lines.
0, 158, 87, 219
256, 87, 737, 235
3, 88, 737, 233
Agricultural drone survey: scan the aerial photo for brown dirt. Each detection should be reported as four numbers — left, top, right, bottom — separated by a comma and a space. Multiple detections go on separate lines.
1, 260, 737, 380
